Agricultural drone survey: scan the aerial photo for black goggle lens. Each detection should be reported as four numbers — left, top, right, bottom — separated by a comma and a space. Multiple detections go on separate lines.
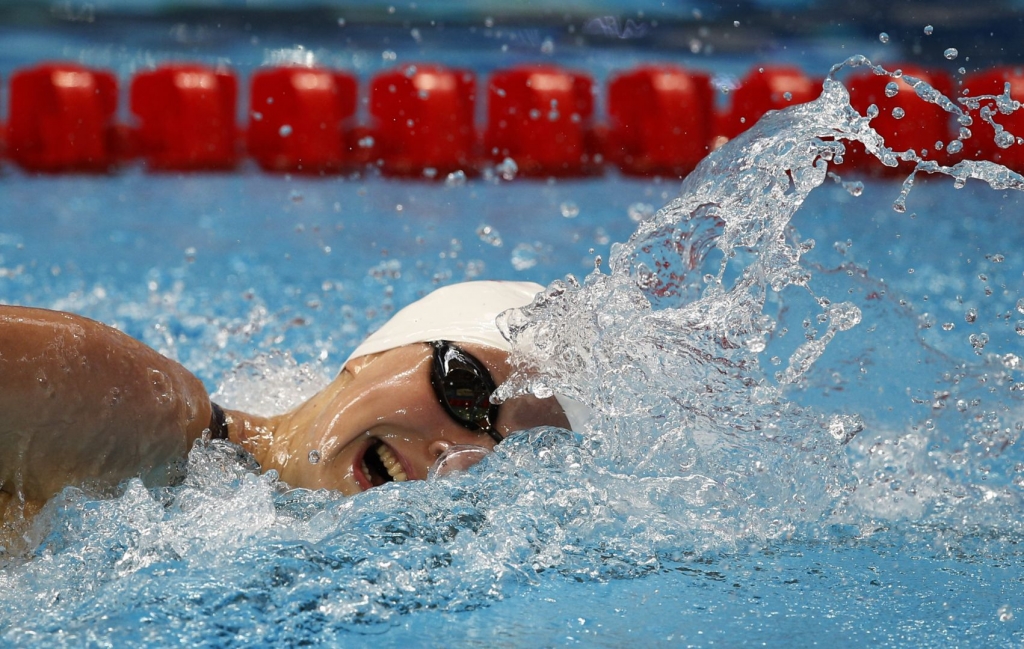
430, 341, 502, 444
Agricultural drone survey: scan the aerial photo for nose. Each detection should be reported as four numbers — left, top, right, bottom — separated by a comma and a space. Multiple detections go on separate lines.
428, 439, 453, 458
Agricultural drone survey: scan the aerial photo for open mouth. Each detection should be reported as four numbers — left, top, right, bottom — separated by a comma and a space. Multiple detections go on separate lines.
358, 439, 409, 488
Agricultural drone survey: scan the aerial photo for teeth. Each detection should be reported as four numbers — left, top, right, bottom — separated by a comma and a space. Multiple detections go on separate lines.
376, 443, 408, 482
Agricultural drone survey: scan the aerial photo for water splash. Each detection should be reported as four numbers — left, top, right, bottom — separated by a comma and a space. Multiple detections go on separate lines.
497, 55, 1024, 539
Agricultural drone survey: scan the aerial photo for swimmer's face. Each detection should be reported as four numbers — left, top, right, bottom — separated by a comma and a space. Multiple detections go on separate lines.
269, 342, 568, 494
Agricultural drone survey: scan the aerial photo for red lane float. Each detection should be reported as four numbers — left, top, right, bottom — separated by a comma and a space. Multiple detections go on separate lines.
844, 65, 953, 174
8, 64, 118, 172
485, 65, 598, 176
2, 60, 995, 178
370, 65, 477, 176
961, 68, 1024, 172
130, 65, 238, 171
607, 65, 713, 177
719, 65, 819, 142
248, 67, 357, 173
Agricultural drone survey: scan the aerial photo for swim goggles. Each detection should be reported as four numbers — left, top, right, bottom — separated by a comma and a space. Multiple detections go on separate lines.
429, 340, 503, 444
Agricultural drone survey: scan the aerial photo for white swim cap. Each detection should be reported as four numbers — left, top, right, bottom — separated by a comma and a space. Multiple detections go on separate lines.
345, 280, 590, 432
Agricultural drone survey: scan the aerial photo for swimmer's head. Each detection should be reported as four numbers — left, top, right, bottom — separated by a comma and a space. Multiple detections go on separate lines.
266, 281, 585, 495
346, 280, 543, 362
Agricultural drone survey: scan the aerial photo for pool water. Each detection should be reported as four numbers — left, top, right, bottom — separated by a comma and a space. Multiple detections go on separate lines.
1, 12, 1024, 648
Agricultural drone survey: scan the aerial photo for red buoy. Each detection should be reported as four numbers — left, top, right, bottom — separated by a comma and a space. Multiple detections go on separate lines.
8, 63, 118, 172
485, 66, 597, 176
248, 67, 357, 173
844, 65, 953, 174
369, 65, 477, 177
719, 65, 820, 141
130, 65, 239, 171
960, 67, 1024, 172
607, 66, 713, 177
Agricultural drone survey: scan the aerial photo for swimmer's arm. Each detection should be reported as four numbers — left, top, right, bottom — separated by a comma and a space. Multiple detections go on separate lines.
0, 306, 214, 503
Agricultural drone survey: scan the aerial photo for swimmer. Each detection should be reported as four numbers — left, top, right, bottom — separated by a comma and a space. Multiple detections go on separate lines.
0, 281, 581, 523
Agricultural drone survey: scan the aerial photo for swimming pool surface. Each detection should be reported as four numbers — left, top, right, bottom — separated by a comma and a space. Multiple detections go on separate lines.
1, 6, 1023, 647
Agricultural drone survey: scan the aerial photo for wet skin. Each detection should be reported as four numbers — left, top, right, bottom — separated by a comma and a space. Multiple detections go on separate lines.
0, 306, 568, 519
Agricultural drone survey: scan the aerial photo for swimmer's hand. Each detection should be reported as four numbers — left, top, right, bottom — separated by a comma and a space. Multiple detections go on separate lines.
0, 306, 213, 509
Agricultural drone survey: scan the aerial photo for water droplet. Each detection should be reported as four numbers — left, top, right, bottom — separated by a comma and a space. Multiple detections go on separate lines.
884, 82, 900, 98
628, 202, 655, 223
1016, 321, 1024, 336
540, 37, 555, 54
783, 91, 793, 101
496, 157, 518, 181
944, 47, 959, 60
998, 605, 1014, 622
892, 107, 905, 120
866, 104, 879, 119
559, 201, 580, 219
965, 308, 977, 323
358, 135, 375, 149
445, 170, 467, 187
279, 124, 293, 137
969, 332, 989, 353
842, 181, 863, 197
476, 224, 503, 247
942, 322, 956, 331
511, 242, 541, 270
879, 32, 890, 44
529, 108, 541, 120
251, 111, 263, 121
946, 140, 964, 155
289, 190, 303, 204
308, 450, 321, 464
923, 25, 933, 35
1017, 298, 1024, 314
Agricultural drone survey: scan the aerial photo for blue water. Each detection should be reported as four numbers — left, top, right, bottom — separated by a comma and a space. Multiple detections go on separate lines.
1, 16, 1024, 649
